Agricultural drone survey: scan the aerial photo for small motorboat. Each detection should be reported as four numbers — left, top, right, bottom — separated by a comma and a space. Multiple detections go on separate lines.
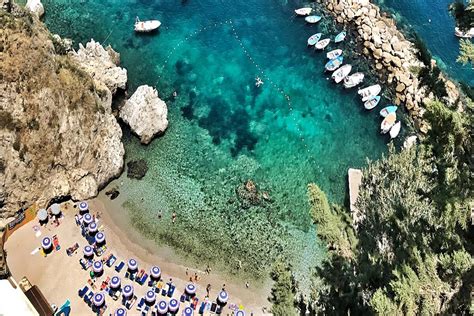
332, 64, 352, 83
334, 31, 346, 43
380, 105, 397, 117
343, 72, 364, 88
364, 95, 381, 110
325, 56, 343, 71
455, 27, 474, 38
358, 84, 381, 102
390, 121, 401, 139
381, 113, 396, 134
305, 15, 322, 24
307, 33, 322, 46
315, 38, 330, 50
295, 8, 312, 16
326, 49, 343, 60
134, 17, 161, 32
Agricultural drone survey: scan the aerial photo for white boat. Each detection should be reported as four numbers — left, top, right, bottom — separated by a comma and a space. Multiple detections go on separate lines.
364, 95, 380, 110
326, 49, 343, 60
334, 31, 346, 43
358, 84, 381, 102
332, 64, 352, 83
390, 121, 401, 139
325, 56, 343, 71
134, 17, 161, 32
305, 15, 322, 24
315, 38, 330, 50
295, 8, 312, 16
307, 33, 322, 46
455, 27, 474, 38
343, 72, 364, 88
381, 113, 396, 134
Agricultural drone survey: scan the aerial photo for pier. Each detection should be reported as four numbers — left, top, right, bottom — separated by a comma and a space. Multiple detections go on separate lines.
348, 168, 363, 227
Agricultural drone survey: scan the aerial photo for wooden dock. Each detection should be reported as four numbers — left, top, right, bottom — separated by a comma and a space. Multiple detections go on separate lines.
348, 168, 363, 227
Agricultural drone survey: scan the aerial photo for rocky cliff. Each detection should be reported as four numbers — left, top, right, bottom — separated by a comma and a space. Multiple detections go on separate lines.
0, 5, 125, 226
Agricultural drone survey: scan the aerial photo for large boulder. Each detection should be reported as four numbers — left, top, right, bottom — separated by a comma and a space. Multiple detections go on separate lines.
25, 0, 43, 18
120, 85, 168, 144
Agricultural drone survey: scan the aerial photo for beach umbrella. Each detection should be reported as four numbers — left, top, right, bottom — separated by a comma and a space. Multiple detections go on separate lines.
92, 292, 105, 307
145, 290, 156, 304
95, 232, 105, 244
41, 237, 52, 250
78, 201, 89, 213
127, 258, 138, 271
37, 209, 48, 221
168, 298, 179, 313
88, 222, 98, 234
83, 213, 93, 225
122, 285, 133, 298
157, 300, 168, 315
93, 261, 103, 274
110, 276, 121, 289
182, 306, 193, 316
114, 308, 127, 316
83, 245, 94, 258
185, 283, 197, 296
235, 311, 245, 316
217, 290, 228, 304
150, 266, 161, 280
50, 203, 61, 216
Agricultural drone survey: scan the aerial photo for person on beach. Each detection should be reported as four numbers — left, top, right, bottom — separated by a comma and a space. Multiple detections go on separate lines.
185, 268, 189, 276
74, 214, 79, 226
172, 212, 176, 223
222, 283, 226, 291
194, 272, 199, 282
157, 211, 162, 219
206, 283, 211, 297
246, 281, 250, 289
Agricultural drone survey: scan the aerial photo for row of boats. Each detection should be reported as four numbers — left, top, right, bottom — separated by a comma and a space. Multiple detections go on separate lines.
297, 7, 401, 138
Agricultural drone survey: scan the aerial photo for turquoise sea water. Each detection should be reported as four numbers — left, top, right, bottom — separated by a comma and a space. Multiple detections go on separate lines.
40, 0, 392, 282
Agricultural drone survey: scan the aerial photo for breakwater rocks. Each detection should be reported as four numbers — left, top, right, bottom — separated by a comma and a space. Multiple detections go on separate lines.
319, 0, 441, 132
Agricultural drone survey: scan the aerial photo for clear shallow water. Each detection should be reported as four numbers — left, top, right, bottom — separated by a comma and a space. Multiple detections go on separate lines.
377, 0, 474, 85
41, 0, 388, 283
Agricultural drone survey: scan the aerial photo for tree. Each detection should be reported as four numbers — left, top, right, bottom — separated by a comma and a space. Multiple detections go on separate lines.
457, 39, 474, 65
269, 261, 298, 316
449, 0, 474, 31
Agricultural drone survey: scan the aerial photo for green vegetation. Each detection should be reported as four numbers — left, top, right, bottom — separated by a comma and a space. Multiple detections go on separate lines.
457, 39, 474, 65
269, 261, 298, 316
449, 0, 474, 31
418, 66, 448, 98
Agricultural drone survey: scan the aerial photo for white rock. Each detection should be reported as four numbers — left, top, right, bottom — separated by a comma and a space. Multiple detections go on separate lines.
120, 85, 168, 144
403, 136, 417, 149
26, 0, 44, 18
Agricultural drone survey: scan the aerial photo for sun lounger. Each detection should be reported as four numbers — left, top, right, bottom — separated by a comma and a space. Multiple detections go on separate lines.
106, 254, 116, 267
78, 285, 89, 298
135, 269, 144, 282
161, 288, 167, 296
167, 284, 175, 297
210, 302, 217, 313
180, 294, 186, 302
192, 297, 199, 309
136, 297, 145, 311
144, 305, 150, 313
52, 235, 60, 251
115, 261, 125, 272
199, 302, 206, 314
84, 291, 93, 306
138, 273, 148, 285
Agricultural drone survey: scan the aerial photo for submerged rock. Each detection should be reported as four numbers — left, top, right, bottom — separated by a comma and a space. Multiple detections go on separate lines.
105, 187, 120, 200
120, 85, 168, 144
126, 159, 148, 180
235, 179, 263, 209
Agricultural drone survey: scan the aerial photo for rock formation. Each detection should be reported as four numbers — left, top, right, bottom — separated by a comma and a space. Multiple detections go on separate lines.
119, 85, 168, 144
25, 0, 43, 18
0, 6, 125, 226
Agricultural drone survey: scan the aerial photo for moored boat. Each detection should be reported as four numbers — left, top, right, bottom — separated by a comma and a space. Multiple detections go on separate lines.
334, 31, 346, 43
305, 15, 322, 24
381, 113, 396, 134
332, 64, 352, 83
364, 95, 381, 110
315, 38, 330, 50
325, 56, 343, 71
454, 27, 474, 38
390, 121, 401, 139
358, 84, 381, 102
295, 8, 312, 16
343, 72, 364, 88
134, 17, 161, 32
307, 33, 322, 46
326, 49, 343, 60
380, 105, 397, 117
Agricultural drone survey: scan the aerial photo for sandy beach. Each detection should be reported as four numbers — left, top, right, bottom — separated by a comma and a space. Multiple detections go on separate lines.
5, 196, 272, 315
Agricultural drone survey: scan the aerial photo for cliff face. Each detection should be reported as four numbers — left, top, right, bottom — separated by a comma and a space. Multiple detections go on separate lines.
0, 7, 125, 225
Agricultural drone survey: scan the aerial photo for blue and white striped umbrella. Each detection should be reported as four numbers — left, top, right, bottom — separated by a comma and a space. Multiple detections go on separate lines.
217, 290, 228, 304
185, 283, 196, 295
157, 300, 168, 314
83, 245, 94, 257
83, 213, 93, 225
182, 306, 193, 316
150, 266, 161, 279
88, 222, 98, 233
235, 311, 245, 316
50, 203, 61, 215
37, 209, 48, 221
168, 298, 179, 313
114, 308, 127, 316
93, 261, 103, 274
110, 276, 121, 289
145, 290, 156, 303
95, 232, 105, 244
79, 201, 89, 212
122, 285, 133, 298
41, 237, 52, 250
93, 292, 105, 306
127, 259, 138, 271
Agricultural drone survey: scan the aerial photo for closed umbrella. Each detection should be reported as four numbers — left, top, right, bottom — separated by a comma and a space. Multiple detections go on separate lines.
168, 298, 179, 313
37, 209, 48, 221
114, 308, 127, 316
122, 285, 133, 298
83, 245, 94, 258
88, 222, 98, 234
78, 201, 89, 213
150, 266, 161, 280
182, 306, 193, 316
127, 259, 138, 271
92, 292, 105, 307
41, 237, 52, 250
50, 204, 61, 216
157, 300, 168, 315
185, 283, 197, 296
145, 290, 156, 304
83, 213, 93, 225
95, 232, 105, 244
93, 261, 103, 274
110, 276, 121, 289
217, 290, 228, 304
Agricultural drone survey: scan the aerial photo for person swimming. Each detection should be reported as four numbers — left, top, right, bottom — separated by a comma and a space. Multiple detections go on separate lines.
255, 77, 264, 87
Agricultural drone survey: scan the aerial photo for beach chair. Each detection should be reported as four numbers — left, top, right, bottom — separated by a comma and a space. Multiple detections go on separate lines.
115, 261, 125, 272
136, 297, 145, 311
199, 302, 206, 314
52, 235, 60, 251
180, 294, 186, 302
84, 291, 93, 306
138, 273, 148, 285
144, 305, 150, 313
78, 285, 89, 298
167, 285, 175, 297
106, 254, 116, 267
125, 271, 130, 279
192, 297, 199, 309
216, 305, 222, 314
210, 302, 217, 313
161, 288, 167, 296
